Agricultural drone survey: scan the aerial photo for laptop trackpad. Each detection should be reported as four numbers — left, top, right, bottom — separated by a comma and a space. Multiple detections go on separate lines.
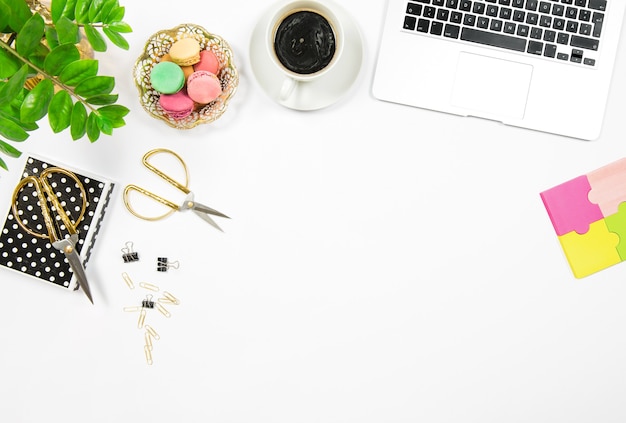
451, 52, 533, 119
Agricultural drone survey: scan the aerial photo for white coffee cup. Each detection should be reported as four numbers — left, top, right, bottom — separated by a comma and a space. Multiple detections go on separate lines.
266, 0, 344, 101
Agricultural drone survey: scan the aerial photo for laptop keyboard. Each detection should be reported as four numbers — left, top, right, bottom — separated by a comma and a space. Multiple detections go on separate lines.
402, 0, 607, 66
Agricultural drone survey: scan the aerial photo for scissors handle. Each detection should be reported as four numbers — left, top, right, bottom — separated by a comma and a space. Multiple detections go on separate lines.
143, 148, 190, 194
123, 184, 179, 221
12, 168, 86, 240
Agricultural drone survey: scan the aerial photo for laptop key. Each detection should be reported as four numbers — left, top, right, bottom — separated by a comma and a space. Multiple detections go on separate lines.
404, 15, 418, 30
588, 0, 607, 11
527, 40, 543, 54
477, 16, 490, 28
431, 20, 444, 34
406, 2, 423, 15
444, 23, 461, 38
571, 34, 599, 50
461, 27, 527, 51
592, 13, 604, 37
544, 43, 557, 57
417, 18, 430, 31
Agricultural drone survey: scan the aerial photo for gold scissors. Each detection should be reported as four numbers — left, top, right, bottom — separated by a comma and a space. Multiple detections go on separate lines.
11, 167, 94, 304
123, 148, 229, 231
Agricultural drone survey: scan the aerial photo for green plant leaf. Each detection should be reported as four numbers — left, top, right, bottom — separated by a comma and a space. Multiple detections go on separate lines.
96, 114, 113, 135
45, 26, 61, 50
98, 0, 118, 24
51, 0, 67, 22
83, 24, 107, 52
86, 111, 100, 142
0, 139, 22, 158
0, 2, 9, 30
97, 104, 129, 120
1, 0, 33, 32
52, 0, 79, 22
85, 94, 118, 105
0, 115, 28, 141
88, 0, 106, 22
15, 13, 44, 56
74, 0, 90, 23
44, 43, 80, 75
59, 59, 99, 86
74, 75, 115, 97
48, 90, 73, 133
70, 101, 87, 140
0, 65, 28, 105
104, 5, 124, 23
55, 16, 79, 45
27, 43, 50, 72
107, 21, 132, 32
61, 0, 78, 20
103, 27, 129, 50
0, 108, 38, 131
20, 79, 54, 123
0, 48, 21, 78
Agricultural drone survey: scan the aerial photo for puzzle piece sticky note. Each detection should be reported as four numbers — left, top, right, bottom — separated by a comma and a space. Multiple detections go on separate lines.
540, 158, 626, 278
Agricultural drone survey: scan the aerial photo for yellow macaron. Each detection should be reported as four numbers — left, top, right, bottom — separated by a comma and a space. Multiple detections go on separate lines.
168, 38, 201, 66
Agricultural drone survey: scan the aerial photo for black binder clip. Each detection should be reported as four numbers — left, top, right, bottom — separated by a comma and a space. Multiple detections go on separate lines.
141, 295, 155, 309
157, 257, 179, 272
121, 241, 139, 263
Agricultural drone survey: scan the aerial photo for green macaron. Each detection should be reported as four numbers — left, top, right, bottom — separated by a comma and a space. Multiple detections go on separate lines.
150, 61, 185, 94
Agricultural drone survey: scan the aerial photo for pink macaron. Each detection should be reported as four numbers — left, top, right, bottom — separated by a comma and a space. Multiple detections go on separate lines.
194, 50, 220, 74
159, 89, 195, 119
186, 71, 222, 104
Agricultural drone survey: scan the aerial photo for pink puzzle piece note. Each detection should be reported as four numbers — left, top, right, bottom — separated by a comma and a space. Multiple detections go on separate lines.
540, 175, 603, 236
587, 157, 626, 217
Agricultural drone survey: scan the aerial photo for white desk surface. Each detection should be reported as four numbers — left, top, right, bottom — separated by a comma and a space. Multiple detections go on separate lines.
2, 1, 626, 422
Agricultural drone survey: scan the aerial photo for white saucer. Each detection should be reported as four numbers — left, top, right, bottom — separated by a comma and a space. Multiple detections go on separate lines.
249, 0, 364, 111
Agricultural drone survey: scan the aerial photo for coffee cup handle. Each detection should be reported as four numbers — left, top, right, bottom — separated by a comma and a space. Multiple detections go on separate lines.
279, 77, 298, 101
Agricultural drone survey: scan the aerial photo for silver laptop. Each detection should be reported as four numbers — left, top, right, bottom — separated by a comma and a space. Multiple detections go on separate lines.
372, 0, 626, 140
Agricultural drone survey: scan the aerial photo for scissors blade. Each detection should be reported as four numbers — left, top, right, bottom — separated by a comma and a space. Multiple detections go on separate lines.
180, 194, 229, 231
193, 210, 224, 232
191, 202, 230, 219
53, 237, 94, 304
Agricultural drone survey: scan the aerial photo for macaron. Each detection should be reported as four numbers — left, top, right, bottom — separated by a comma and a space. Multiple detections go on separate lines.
187, 70, 222, 104
194, 50, 220, 74
168, 38, 201, 66
161, 53, 194, 78
150, 61, 185, 94
159, 89, 195, 119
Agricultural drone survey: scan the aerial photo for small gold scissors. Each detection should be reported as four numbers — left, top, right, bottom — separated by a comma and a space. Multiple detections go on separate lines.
123, 148, 229, 231
11, 167, 94, 304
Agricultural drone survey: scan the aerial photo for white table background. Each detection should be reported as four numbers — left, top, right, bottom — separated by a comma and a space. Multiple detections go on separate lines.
1, 0, 626, 422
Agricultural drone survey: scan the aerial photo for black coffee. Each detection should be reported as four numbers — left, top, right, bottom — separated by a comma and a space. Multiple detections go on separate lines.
274, 10, 336, 75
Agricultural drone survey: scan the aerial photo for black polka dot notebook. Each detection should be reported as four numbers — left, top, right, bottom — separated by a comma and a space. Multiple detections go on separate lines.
0, 155, 114, 292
